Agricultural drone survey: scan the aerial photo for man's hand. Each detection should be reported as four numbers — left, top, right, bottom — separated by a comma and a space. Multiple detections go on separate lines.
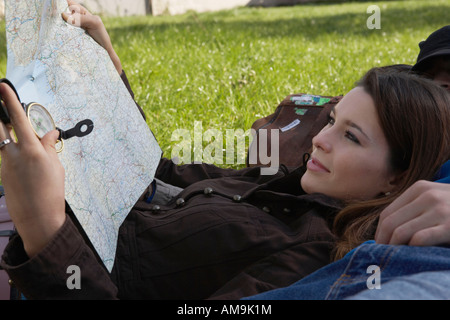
62, 0, 123, 74
375, 180, 450, 246
0, 83, 66, 258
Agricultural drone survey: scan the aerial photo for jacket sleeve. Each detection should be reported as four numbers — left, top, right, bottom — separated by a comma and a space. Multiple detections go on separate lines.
0, 216, 118, 300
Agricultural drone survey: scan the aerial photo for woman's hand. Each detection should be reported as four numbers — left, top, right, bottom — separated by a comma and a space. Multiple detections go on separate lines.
0, 83, 66, 258
62, 0, 123, 74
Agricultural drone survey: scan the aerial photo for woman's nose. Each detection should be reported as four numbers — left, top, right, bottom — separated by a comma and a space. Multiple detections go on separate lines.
312, 129, 333, 153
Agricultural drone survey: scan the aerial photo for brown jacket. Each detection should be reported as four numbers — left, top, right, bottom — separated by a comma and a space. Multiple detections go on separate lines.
1, 159, 341, 300
0, 73, 343, 300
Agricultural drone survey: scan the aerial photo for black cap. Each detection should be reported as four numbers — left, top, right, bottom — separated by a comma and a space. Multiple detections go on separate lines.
412, 25, 450, 72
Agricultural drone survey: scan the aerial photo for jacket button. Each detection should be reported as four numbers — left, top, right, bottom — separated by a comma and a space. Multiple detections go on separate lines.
152, 205, 161, 212
283, 208, 292, 213
176, 198, 185, 207
204, 187, 214, 195
262, 206, 271, 213
233, 195, 242, 202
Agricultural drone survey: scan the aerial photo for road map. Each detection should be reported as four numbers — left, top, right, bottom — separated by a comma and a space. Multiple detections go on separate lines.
4, 0, 162, 271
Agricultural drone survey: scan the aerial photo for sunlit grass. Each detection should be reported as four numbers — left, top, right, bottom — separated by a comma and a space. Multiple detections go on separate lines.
0, 0, 449, 169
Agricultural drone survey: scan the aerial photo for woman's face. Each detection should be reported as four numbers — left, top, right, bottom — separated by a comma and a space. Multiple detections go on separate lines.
301, 87, 398, 201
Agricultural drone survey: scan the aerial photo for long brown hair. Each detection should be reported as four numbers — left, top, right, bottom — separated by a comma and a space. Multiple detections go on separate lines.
332, 66, 450, 260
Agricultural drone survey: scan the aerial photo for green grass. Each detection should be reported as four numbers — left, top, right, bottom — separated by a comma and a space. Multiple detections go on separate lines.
1, 0, 449, 169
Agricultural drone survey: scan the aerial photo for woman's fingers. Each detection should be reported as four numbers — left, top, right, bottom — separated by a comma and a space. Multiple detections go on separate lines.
0, 83, 37, 146
63, 0, 92, 28
0, 83, 66, 258
62, 0, 122, 74
68, 0, 89, 16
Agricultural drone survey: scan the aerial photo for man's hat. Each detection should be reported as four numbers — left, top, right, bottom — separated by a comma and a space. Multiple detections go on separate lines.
412, 25, 450, 72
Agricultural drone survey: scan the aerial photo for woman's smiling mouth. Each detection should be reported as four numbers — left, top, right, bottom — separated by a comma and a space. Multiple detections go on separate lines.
307, 156, 331, 173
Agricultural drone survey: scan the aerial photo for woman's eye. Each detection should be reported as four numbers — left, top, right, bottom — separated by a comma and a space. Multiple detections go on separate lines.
345, 130, 360, 144
327, 114, 361, 145
327, 115, 335, 126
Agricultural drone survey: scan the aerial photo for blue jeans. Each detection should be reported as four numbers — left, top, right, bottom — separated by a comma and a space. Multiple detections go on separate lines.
244, 242, 450, 300
347, 270, 450, 299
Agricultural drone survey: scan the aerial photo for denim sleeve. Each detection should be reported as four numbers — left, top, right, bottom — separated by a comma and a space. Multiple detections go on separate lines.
244, 243, 450, 300
346, 270, 450, 300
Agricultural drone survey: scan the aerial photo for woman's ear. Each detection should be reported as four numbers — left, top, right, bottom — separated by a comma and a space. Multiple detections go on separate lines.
382, 171, 406, 195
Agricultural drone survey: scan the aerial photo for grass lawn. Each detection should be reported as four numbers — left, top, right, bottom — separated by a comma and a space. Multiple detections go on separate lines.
0, 0, 449, 169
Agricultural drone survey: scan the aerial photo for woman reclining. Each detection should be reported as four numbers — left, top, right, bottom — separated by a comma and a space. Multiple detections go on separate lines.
0, 1, 450, 300
1, 62, 449, 299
